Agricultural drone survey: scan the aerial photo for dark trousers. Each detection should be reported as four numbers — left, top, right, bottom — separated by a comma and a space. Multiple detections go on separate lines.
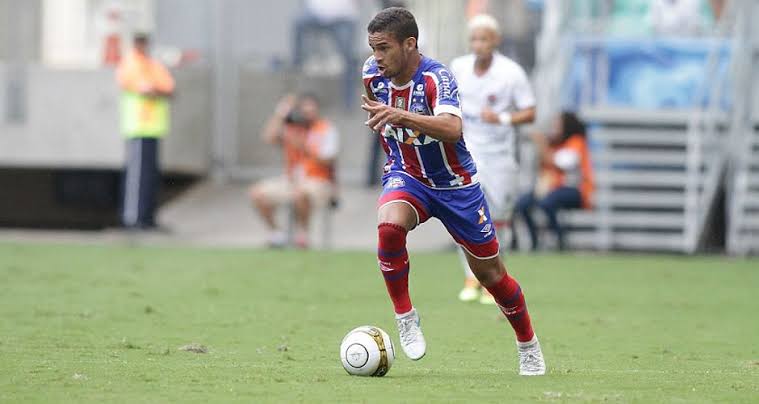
122, 137, 160, 228
515, 186, 582, 250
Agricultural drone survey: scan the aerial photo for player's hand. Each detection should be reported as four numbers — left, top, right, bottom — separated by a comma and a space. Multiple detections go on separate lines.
481, 107, 500, 124
362, 95, 405, 132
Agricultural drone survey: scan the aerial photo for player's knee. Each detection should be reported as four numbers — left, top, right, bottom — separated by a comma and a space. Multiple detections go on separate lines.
470, 257, 505, 287
377, 222, 408, 251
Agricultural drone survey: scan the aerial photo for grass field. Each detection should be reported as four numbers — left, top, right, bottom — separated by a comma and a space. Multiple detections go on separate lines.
0, 242, 757, 403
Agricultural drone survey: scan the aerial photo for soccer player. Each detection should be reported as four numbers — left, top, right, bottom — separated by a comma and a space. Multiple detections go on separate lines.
361, 7, 545, 375
450, 14, 536, 304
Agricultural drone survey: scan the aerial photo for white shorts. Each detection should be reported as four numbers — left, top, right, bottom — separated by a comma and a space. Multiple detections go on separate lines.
472, 154, 519, 223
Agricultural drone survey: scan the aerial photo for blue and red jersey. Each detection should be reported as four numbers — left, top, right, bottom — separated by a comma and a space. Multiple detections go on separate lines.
362, 55, 479, 189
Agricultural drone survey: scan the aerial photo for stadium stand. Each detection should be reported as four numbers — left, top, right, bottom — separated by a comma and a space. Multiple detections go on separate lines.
527, 0, 756, 253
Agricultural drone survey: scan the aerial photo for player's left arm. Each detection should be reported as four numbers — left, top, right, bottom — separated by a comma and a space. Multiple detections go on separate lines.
361, 95, 462, 143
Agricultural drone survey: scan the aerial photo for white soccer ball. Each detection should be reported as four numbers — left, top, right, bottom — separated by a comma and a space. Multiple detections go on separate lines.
340, 326, 395, 377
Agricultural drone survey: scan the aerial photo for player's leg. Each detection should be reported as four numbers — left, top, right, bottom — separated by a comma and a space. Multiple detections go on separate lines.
439, 185, 545, 375
457, 162, 501, 303
457, 248, 481, 302
376, 175, 432, 360
463, 251, 545, 375
477, 162, 517, 304
496, 159, 520, 252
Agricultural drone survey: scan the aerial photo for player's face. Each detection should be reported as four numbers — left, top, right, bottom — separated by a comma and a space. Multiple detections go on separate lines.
469, 27, 498, 61
368, 31, 408, 78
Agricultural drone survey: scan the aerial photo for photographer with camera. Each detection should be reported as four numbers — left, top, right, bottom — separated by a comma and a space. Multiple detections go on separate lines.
249, 93, 340, 249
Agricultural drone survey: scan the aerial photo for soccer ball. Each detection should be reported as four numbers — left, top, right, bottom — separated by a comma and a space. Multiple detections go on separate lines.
339, 326, 395, 377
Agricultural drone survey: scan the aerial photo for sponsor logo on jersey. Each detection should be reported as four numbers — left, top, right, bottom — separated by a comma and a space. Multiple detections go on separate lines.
480, 223, 493, 235
487, 94, 497, 106
371, 81, 387, 95
384, 126, 438, 145
394, 97, 406, 110
437, 69, 454, 99
413, 83, 425, 97
387, 176, 405, 189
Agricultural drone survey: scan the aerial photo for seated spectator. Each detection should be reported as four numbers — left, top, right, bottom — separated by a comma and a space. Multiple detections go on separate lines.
515, 112, 594, 251
249, 94, 339, 248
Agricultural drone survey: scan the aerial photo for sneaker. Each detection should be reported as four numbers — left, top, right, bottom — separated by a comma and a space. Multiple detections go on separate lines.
517, 336, 546, 376
458, 286, 480, 302
395, 309, 426, 360
479, 288, 497, 305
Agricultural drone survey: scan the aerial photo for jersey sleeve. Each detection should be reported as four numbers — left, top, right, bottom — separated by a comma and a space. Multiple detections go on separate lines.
423, 66, 462, 118
510, 64, 536, 110
362, 55, 380, 97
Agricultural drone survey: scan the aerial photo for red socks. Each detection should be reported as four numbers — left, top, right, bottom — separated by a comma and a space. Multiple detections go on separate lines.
484, 273, 535, 342
377, 223, 412, 314
377, 222, 534, 342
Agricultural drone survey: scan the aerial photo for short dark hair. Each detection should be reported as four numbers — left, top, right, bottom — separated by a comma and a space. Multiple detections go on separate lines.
367, 7, 418, 45
560, 111, 587, 140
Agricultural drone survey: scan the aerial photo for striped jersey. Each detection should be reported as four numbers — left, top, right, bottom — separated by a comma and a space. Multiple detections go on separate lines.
362, 55, 479, 189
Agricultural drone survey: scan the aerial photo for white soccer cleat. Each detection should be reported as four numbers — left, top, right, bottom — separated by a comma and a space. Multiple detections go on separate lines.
458, 286, 480, 302
517, 336, 546, 376
395, 309, 426, 360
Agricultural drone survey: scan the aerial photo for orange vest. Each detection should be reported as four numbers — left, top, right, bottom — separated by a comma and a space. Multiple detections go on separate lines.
544, 135, 595, 209
283, 120, 335, 182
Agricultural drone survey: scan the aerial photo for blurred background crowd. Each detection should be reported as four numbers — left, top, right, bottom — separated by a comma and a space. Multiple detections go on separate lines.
0, 0, 757, 255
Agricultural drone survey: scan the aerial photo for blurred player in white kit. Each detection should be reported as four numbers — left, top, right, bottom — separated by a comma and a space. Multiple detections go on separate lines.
450, 14, 536, 304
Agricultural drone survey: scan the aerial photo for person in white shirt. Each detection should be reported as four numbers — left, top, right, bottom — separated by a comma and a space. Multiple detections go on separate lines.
450, 14, 536, 304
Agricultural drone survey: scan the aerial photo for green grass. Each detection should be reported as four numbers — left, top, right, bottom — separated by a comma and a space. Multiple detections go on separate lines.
0, 242, 757, 403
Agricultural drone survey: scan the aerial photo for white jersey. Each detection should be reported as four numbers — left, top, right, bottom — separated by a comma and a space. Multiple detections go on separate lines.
450, 52, 535, 160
